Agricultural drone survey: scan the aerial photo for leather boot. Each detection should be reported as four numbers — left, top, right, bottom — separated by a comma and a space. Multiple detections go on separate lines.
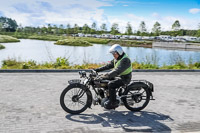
104, 100, 119, 109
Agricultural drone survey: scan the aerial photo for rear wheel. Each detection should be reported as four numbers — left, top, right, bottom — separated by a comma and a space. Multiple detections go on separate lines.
60, 84, 92, 114
123, 86, 150, 111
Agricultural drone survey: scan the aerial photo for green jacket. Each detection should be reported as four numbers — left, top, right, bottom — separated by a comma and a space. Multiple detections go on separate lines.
95, 53, 132, 84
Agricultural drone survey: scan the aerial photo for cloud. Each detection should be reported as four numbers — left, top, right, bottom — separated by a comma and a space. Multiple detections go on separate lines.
0, 0, 112, 26
152, 12, 160, 18
0, 11, 4, 16
189, 8, 200, 14
0, 0, 199, 32
106, 13, 200, 32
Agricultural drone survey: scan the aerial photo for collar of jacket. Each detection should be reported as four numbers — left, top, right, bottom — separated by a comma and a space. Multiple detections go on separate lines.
116, 52, 125, 61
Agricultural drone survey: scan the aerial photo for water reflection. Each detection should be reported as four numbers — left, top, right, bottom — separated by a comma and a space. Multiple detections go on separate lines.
0, 39, 200, 66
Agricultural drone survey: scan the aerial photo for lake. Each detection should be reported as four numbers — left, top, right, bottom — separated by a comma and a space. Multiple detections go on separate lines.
0, 39, 200, 66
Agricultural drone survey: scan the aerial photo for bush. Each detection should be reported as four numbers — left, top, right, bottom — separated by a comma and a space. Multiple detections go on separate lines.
54, 57, 70, 67
1, 57, 200, 70
132, 61, 159, 69
0, 44, 5, 49
22, 60, 37, 69
194, 62, 200, 68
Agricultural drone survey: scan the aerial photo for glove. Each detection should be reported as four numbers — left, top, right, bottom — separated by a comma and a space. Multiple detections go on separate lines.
91, 69, 97, 73
93, 68, 99, 72
100, 74, 109, 79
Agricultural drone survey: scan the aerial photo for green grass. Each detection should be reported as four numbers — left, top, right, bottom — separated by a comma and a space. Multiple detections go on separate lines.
55, 39, 93, 46
1, 58, 100, 69
28, 34, 65, 41
0, 44, 5, 49
80, 37, 111, 44
1, 33, 152, 47
0, 35, 20, 43
1, 57, 200, 70
109, 40, 152, 47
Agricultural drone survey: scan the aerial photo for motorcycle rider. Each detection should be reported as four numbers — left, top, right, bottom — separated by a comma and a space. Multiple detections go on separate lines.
94, 44, 132, 109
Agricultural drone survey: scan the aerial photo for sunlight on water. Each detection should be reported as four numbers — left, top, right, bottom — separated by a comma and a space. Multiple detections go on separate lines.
0, 39, 200, 66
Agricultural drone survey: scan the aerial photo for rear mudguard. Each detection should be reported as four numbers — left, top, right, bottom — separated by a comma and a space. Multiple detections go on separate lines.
126, 80, 154, 100
67, 82, 93, 108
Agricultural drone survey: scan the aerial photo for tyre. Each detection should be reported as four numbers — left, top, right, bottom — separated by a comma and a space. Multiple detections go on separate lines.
60, 84, 92, 114
123, 85, 150, 111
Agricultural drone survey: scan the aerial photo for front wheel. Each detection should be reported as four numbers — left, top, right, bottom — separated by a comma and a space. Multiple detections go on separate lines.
60, 84, 92, 114
123, 85, 150, 111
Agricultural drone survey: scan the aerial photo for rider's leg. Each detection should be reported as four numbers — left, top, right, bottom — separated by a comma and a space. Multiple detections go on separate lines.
105, 79, 124, 109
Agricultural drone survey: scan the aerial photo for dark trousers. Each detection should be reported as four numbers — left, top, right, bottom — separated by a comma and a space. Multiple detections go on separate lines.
108, 78, 124, 103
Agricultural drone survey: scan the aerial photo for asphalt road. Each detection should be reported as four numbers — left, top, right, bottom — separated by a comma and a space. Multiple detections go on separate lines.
0, 72, 200, 133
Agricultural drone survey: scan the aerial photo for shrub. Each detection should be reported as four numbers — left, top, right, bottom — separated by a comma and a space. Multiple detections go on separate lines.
1, 57, 200, 70
0, 44, 5, 49
54, 57, 70, 67
194, 62, 200, 68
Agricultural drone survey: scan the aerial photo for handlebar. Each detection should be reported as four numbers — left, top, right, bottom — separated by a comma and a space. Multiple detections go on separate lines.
79, 70, 98, 78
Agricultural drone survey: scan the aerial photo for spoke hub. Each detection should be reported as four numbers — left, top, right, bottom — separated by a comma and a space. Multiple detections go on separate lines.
132, 93, 142, 103
72, 95, 79, 102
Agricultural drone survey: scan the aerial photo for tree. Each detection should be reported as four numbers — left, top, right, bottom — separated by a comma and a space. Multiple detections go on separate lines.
47, 24, 53, 34
125, 22, 133, 35
91, 22, 97, 34
0, 22, 3, 32
100, 23, 107, 34
15, 24, 23, 33
152, 21, 161, 35
82, 24, 90, 34
73, 24, 79, 34
172, 20, 181, 31
52, 25, 58, 34
91, 22, 97, 30
66, 24, 71, 35
58, 24, 64, 34
0, 17, 18, 32
197, 23, 200, 37
139, 21, 147, 34
41, 26, 48, 34
110, 23, 119, 35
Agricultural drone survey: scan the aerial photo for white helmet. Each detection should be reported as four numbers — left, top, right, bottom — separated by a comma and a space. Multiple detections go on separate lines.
109, 44, 124, 55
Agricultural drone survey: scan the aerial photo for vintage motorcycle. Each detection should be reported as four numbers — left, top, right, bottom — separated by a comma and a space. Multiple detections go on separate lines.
60, 70, 154, 114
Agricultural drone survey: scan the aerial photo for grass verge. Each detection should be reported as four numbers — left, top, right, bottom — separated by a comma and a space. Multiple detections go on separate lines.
1, 58, 200, 70
0, 35, 20, 43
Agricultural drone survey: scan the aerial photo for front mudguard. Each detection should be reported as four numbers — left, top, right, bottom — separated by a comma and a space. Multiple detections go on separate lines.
67, 83, 93, 108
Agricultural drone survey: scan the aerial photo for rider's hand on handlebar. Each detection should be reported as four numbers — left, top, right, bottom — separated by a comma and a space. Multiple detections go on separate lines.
91, 69, 98, 74
99, 74, 109, 80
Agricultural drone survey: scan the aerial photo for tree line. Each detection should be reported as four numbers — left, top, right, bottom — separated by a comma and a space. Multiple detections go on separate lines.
1, 16, 200, 37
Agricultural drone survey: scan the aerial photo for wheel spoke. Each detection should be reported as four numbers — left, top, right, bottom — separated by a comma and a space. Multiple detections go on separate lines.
62, 87, 88, 112
78, 100, 86, 106
124, 87, 150, 111
78, 90, 85, 99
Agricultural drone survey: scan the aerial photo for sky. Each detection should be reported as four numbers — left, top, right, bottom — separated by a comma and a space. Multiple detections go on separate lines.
0, 0, 200, 32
